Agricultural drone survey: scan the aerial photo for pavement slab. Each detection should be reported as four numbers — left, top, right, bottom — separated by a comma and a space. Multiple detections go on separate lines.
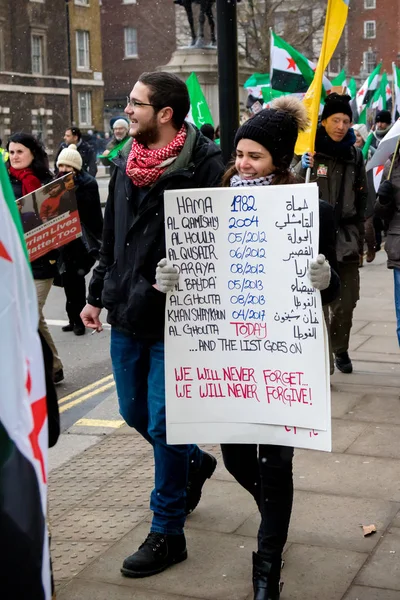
184, 479, 257, 534
343, 586, 400, 600
343, 394, 400, 425
275, 544, 367, 600
345, 423, 400, 459
355, 528, 400, 590
78, 522, 256, 600
235, 490, 399, 552
293, 451, 400, 501
57, 580, 203, 600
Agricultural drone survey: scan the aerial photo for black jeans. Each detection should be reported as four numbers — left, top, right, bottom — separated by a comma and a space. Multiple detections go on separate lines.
221, 444, 294, 562
61, 270, 86, 326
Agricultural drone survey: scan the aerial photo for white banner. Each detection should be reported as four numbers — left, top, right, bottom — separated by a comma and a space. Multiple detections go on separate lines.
164, 184, 330, 450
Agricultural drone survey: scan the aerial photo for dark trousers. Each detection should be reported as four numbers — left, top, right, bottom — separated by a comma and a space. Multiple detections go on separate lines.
221, 444, 294, 562
61, 271, 86, 326
329, 263, 360, 354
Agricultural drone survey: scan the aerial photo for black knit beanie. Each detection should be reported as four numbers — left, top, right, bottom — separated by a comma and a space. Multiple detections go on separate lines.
375, 110, 391, 124
234, 108, 299, 170
321, 93, 352, 122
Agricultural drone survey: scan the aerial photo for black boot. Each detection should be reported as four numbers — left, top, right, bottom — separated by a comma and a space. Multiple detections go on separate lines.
252, 552, 281, 600
121, 532, 187, 578
335, 351, 353, 374
62, 322, 73, 332
185, 451, 217, 515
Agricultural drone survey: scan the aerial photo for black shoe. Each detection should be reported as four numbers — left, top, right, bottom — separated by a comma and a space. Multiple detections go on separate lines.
253, 552, 281, 600
73, 324, 85, 336
186, 450, 217, 515
335, 352, 353, 374
121, 532, 187, 578
53, 369, 64, 384
61, 323, 73, 332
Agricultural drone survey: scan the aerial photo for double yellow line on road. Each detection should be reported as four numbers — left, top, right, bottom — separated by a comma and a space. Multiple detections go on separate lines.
58, 374, 115, 414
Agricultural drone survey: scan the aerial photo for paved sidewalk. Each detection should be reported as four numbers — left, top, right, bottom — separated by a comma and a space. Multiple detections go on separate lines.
50, 251, 400, 600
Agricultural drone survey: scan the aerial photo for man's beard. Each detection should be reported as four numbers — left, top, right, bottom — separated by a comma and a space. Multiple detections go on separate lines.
131, 117, 160, 147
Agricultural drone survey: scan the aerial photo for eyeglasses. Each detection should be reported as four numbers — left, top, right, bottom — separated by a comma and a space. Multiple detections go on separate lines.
125, 96, 157, 108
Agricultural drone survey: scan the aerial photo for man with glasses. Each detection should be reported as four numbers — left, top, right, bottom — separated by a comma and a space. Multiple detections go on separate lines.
81, 71, 224, 578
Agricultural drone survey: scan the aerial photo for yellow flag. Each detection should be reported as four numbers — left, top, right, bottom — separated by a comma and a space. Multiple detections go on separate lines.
295, 0, 349, 155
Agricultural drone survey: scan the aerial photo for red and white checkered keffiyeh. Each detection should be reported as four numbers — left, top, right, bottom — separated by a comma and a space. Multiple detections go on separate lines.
126, 125, 187, 187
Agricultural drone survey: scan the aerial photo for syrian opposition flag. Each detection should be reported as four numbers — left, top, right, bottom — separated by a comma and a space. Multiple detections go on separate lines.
371, 72, 391, 112
331, 69, 347, 89
348, 78, 357, 99
367, 117, 400, 171
270, 31, 331, 94
186, 72, 214, 129
0, 159, 50, 599
372, 165, 385, 192
244, 73, 270, 100
393, 62, 400, 121
356, 64, 381, 114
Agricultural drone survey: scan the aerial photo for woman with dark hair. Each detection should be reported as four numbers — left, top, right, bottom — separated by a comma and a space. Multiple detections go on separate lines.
220, 97, 340, 599
7, 133, 64, 384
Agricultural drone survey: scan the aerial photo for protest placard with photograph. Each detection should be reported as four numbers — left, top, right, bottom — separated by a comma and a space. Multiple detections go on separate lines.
164, 184, 331, 451
17, 172, 82, 262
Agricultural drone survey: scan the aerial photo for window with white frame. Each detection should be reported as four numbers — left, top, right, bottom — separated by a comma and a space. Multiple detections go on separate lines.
123, 0, 137, 4
75, 0, 89, 4
78, 91, 92, 125
124, 27, 138, 57
364, 20, 376, 39
76, 30, 90, 70
364, 0, 376, 8
31, 34, 45, 75
363, 50, 376, 73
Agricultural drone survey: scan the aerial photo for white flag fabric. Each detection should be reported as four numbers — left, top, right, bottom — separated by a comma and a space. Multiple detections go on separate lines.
0, 161, 50, 599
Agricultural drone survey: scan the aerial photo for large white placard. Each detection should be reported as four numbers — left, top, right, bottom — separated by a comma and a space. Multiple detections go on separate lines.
164, 184, 330, 448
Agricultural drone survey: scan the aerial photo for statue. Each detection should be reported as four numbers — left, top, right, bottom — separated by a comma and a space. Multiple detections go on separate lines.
174, 0, 216, 48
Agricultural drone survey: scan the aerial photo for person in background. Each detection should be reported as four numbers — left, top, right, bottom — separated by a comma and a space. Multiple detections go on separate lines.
7, 133, 64, 383
199, 123, 215, 141
294, 93, 368, 375
375, 145, 400, 345
56, 144, 103, 336
371, 110, 392, 150
100, 118, 130, 176
81, 71, 225, 579
55, 127, 97, 177
353, 123, 376, 264
220, 96, 339, 600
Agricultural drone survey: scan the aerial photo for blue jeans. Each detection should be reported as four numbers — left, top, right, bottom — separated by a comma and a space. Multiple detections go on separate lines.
110, 328, 203, 535
394, 268, 400, 346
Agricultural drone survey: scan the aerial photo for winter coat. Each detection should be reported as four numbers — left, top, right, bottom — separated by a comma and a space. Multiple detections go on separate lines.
55, 140, 97, 177
100, 135, 130, 177
87, 123, 225, 341
374, 154, 400, 269
9, 173, 59, 280
293, 127, 368, 264
58, 170, 104, 277
317, 199, 340, 305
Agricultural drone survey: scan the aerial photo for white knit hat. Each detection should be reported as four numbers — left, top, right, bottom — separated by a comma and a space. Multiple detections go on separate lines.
57, 144, 83, 171
113, 118, 129, 130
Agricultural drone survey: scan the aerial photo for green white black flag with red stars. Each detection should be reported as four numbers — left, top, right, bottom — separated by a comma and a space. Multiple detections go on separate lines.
0, 158, 50, 599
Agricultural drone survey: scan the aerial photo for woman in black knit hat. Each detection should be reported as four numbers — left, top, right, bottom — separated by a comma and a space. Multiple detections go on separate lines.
221, 96, 340, 600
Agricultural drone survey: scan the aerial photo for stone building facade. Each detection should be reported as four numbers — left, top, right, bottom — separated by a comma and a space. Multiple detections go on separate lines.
0, 0, 103, 158
100, 0, 176, 126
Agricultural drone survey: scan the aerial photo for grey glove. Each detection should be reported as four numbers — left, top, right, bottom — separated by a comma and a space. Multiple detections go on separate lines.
308, 254, 331, 291
155, 258, 179, 293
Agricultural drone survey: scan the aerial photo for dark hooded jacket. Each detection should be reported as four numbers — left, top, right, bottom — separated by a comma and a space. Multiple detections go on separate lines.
87, 123, 225, 340
293, 126, 368, 264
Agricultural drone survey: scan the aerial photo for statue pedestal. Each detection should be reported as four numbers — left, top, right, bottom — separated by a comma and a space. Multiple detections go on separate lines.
159, 47, 253, 127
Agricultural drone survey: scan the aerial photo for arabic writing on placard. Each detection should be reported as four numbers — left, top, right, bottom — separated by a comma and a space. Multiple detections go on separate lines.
164, 185, 328, 434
